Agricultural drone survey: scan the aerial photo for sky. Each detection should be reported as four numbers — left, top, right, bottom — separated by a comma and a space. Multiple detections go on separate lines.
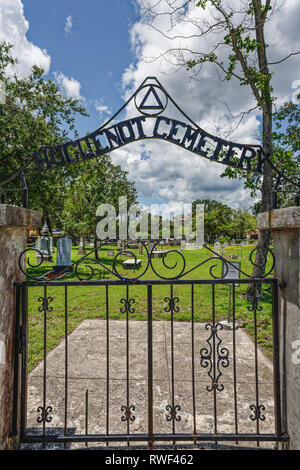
1, 0, 300, 212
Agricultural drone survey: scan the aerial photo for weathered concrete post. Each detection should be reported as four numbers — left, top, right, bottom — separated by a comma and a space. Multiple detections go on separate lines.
0, 204, 41, 449
258, 206, 300, 450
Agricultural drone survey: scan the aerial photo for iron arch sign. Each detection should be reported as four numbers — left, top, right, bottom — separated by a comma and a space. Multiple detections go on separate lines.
33, 77, 266, 174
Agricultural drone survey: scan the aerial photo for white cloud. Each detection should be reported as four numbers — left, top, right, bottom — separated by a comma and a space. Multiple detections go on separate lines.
114, 0, 300, 209
64, 15, 73, 34
95, 101, 111, 120
0, 0, 51, 77
54, 71, 83, 100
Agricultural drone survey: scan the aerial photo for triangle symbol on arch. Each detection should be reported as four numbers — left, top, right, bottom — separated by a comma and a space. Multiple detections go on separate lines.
139, 85, 164, 110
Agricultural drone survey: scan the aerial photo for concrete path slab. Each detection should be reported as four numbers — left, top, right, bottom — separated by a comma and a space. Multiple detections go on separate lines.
23, 319, 277, 450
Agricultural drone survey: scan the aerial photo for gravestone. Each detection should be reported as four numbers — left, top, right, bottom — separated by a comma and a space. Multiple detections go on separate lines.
181, 240, 186, 250
49, 235, 55, 253
36, 222, 52, 262
54, 237, 72, 273
107, 250, 114, 257
231, 239, 236, 245
214, 241, 221, 255
138, 242, 143, 255
35, 236, 41, 251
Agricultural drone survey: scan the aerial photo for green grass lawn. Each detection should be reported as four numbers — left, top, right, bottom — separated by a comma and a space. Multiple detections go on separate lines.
25, 243, 275, 372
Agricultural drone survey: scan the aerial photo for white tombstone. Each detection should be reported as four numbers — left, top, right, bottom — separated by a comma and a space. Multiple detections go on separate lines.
214, 241, 221, 255
49, 236, 54, 253
35, 236, 41, 251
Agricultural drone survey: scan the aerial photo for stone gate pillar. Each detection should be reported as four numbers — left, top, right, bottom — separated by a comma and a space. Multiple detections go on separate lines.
258, 206, 300, 450
0, 204, 41, 449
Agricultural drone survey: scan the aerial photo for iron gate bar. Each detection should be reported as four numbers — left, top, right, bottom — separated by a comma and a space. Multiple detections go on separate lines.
232, 284, 239, 443
11, 283, 21, 438
106, 285, 110, 446
253, 280, 262, 445
191, 284, 197, 444
272, 280, 282, 439
20, 278, 276, 287
212, 285, 217, 444
64, 285, 68, 449
22, 432, 289, 444
147, 284, 154, 449
20, 283, 28, 441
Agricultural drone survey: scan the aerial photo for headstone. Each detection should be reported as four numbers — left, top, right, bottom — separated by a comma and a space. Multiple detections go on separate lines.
181, 240, 186, 250
231, 239, 236, 245
222, 260, 241, 280
107, 250, 114, 257
214, 241, 221, 255
36, 222, 52, 262
77, 237, 86, 255
224, 241, 229, 247
54, 237, 72, 272
35, 236, 41, 251
229, 254, 239, 259
49, 235, 55, 253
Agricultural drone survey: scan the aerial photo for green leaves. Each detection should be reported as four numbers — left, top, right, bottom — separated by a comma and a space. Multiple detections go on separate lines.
0, 41, 89, 227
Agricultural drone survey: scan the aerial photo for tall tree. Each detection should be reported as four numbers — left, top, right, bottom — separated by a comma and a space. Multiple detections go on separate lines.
62, 157, 137, 257
0, 42, 88, 229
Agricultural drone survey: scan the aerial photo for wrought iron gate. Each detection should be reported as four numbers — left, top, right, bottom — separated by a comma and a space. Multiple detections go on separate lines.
12, 243, 289, 449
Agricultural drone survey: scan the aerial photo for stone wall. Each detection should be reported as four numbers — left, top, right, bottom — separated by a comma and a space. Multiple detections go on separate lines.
0, 204, 41, 449
258, 206, 300, 450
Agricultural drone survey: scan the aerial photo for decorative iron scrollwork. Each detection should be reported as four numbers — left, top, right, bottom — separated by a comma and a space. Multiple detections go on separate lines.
164, 295, 180, 313
166, 404, 181, 422
38, 295, 53, 312
37, 405, 53, 423
120, 297, 136, 315
200, 323, 229, 392
19, 239, 275, 282
121, 405, 135, 422
250, 404, 266, 421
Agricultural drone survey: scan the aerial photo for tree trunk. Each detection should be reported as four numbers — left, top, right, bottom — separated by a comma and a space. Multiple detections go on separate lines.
247, 103, 273, 299
247, 5, 274, 299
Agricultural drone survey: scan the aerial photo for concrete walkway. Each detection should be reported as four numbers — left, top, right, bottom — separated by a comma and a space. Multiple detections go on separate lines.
24, 319, 276, 449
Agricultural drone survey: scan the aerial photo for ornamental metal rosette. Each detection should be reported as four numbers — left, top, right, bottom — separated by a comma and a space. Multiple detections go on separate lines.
200, 323, 230, 393
121, 405, 135, 422
250, 404, 266, 422
166, 404, 181, 422
37, 405, 53, 424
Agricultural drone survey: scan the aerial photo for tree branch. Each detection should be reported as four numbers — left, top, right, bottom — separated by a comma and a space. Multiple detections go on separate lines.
269, 51, 300, 65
